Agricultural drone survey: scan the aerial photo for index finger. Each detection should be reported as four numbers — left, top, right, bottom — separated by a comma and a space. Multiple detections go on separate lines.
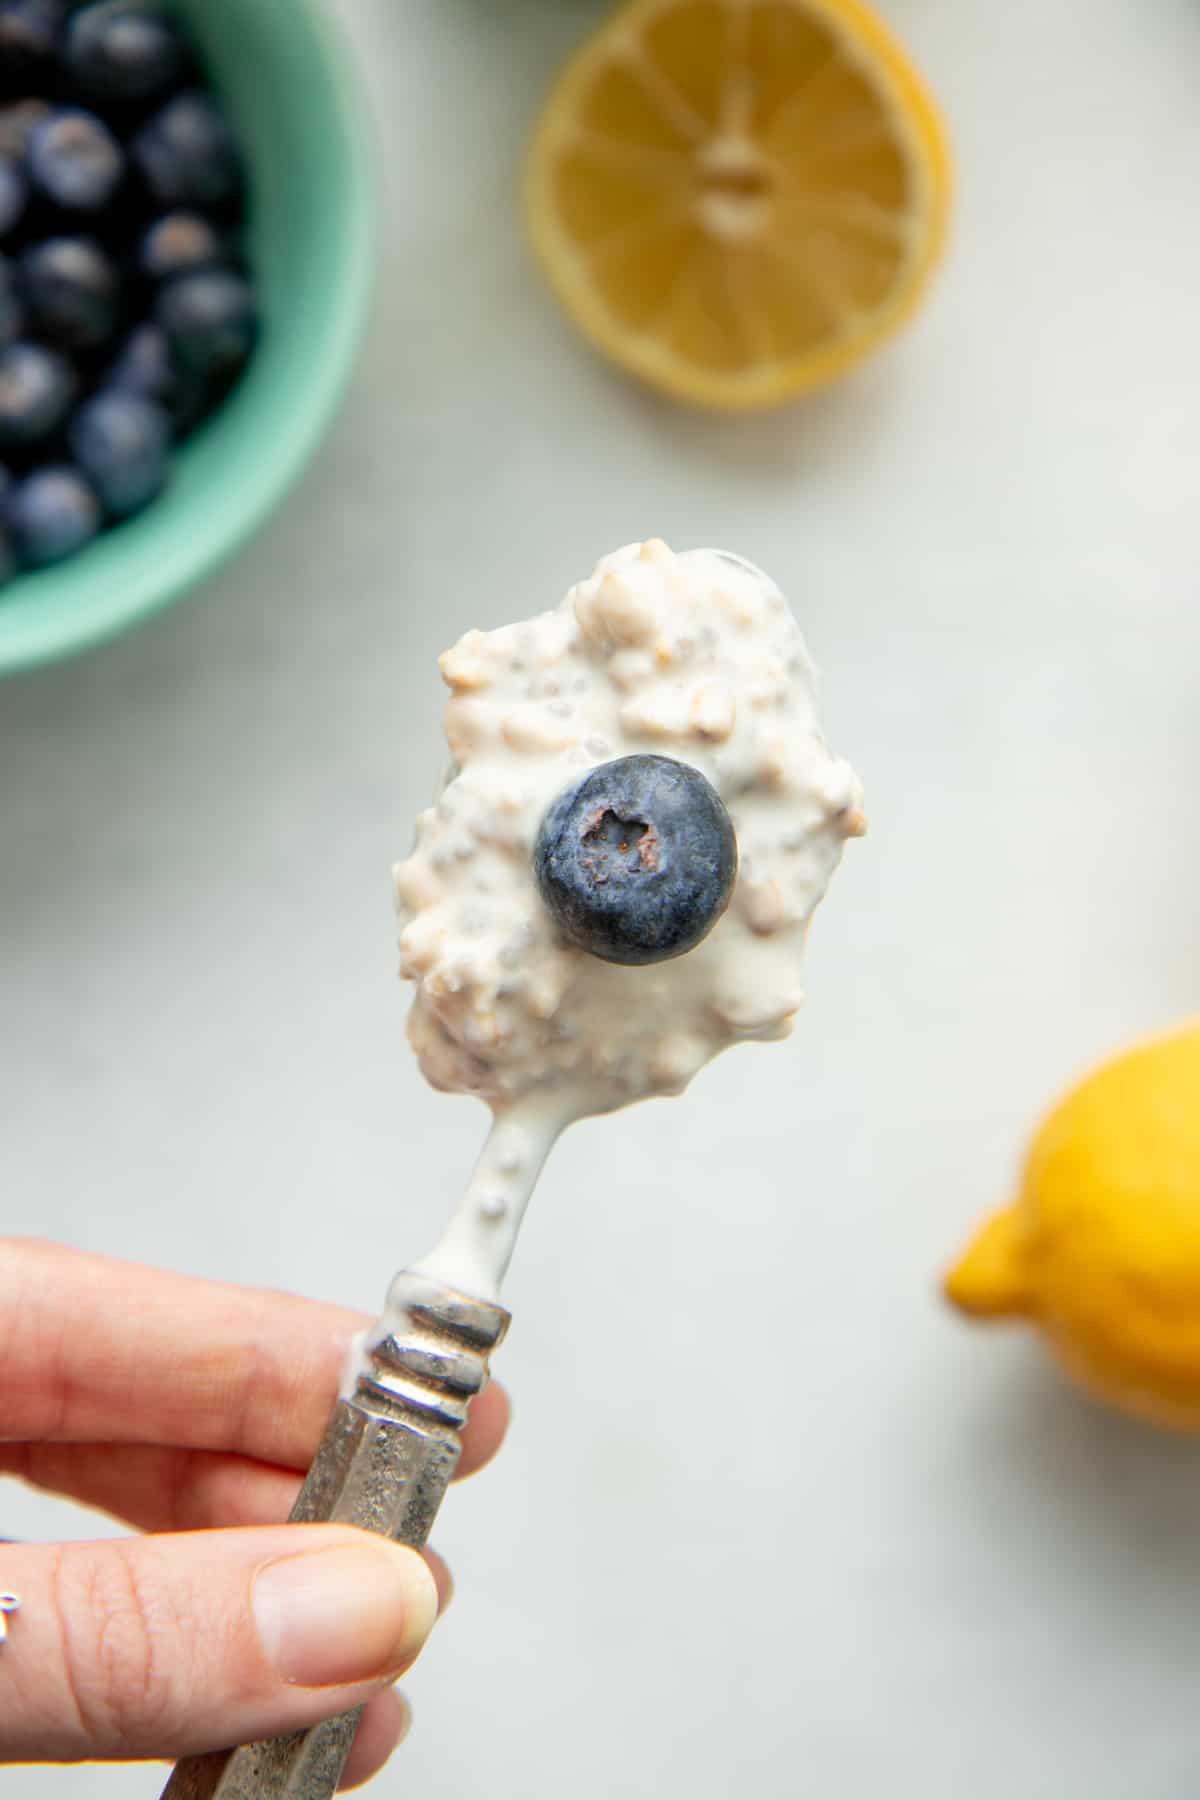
0, 1240, 508, 1477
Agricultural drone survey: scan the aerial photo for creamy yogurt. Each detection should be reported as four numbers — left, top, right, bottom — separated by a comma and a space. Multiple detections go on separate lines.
390, 540, 863, 1305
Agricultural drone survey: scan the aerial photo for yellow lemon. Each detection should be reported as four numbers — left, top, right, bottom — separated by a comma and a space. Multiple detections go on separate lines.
945, 1023, 1200, 1431
524, 0, 951, 410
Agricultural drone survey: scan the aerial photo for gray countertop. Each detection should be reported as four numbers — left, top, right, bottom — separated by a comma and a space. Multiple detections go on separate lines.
4, 1, 1200, 1795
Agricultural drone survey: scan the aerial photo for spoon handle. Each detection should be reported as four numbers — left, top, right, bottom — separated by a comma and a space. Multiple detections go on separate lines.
158, 1273, 510, 1800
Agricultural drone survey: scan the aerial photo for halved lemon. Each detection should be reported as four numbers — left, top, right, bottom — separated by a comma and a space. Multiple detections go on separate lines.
525, 0, 951, 410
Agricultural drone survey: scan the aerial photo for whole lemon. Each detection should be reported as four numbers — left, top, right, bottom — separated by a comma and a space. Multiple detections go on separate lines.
945, 1022, 1200, 1430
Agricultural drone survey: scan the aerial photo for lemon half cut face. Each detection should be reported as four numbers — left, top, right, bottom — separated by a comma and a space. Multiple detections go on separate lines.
526, 0, 951, 410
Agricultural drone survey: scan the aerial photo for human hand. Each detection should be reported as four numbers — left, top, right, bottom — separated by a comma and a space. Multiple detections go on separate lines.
0, 1239, 509, 1789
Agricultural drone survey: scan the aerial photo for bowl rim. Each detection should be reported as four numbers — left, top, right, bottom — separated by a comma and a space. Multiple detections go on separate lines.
0, 0, 377, 679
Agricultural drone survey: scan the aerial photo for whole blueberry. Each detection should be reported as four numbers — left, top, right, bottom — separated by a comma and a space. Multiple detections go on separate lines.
68, 386, 167, 515
18, 234, 120, 347
64, 1, 191, 103
2, 462, 99, 566
132, 91, 242, 211
104, 314, 169, 399
27, 106, 125, 214
0, 3, 62, 93
0, 98, 49, 159
138, 209, 222, 282
155, 265, 255, 380
533, 754, 738, 966
0, 339, 76, 449
0, 254, 22, 343
0, 154, 27, 240
105, 316, 205, 435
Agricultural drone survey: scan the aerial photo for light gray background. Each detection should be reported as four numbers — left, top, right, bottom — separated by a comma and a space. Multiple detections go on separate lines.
4, 0, 1200, 1794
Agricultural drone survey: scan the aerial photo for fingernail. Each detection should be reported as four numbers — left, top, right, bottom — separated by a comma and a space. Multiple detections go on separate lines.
253, 1538, 439, 1689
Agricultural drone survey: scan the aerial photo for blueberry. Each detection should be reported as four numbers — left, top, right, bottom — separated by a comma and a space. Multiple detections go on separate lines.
0, 254, 22, 343
104, 314, 169, 398
138, 209, 222, 282
17, 234, 120, 347
0, 154, 27, 239
155, 265, 255, 380
0, 339, 76, 449
132, 91, 242, 211
1, 461, 99, 565
0, 3, 63, 94
533, 754, 738, 966
105, 316, 205, 435
68, 386, 166, 514
64, 1, 191, 103
27, 106, 125, 214
0, 98, 49, 159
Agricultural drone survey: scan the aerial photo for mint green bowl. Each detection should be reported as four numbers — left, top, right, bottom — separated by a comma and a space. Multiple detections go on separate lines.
0, 0, 374, 676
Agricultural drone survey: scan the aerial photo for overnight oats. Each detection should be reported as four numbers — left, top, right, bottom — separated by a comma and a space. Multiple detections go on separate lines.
391, 539, 865, 1302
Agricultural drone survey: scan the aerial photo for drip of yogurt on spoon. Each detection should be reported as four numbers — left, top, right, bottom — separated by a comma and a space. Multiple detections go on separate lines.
387, 540, 863, 1307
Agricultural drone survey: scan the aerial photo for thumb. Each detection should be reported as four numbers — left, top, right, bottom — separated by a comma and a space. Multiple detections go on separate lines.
0, 1526, 438, 1764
